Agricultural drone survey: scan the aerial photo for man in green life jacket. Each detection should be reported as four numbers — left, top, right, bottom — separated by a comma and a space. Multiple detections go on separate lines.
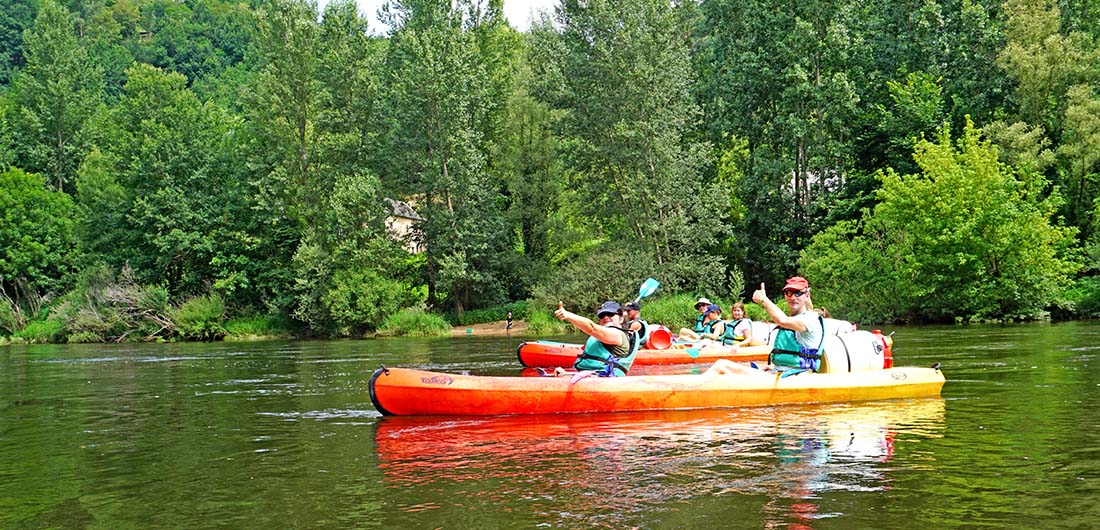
707, 277, 824, 376
753, 276, 824, 371
554, 300, 639, 378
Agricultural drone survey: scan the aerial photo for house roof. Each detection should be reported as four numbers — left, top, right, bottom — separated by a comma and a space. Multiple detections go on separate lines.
385, 197, 423, 221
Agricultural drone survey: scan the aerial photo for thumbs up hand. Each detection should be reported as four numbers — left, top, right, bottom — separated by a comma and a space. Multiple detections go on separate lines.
752, 283, 767, 304
555, 301, 568, 320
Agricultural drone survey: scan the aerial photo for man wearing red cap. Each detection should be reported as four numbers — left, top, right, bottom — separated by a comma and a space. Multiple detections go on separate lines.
752, 276, 825, 371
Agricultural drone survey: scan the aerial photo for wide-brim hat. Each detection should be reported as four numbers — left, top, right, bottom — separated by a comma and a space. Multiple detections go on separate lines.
694, 297, 712, 309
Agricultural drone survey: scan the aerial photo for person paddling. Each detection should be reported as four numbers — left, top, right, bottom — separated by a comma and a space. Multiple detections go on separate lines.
554, 300, 640, 378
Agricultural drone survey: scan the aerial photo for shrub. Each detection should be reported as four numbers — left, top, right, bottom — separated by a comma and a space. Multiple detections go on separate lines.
322, 269, 422, 335
224, 314, 295, 339
524, 308, 572, 335
801, 121, 1079, 323
173, 294, 226, 341
53, 264, 175, 342
376, 308, 451, 337
13, 317, 66, 343
532, 244, 659, 312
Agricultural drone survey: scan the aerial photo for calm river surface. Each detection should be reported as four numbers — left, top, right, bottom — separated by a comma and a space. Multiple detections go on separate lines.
3, 322, 1100, 528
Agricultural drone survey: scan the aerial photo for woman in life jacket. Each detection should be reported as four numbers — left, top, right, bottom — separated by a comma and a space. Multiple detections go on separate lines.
696, 304, 727, 341
554, 300, 639, 377
720, 301, 754, 349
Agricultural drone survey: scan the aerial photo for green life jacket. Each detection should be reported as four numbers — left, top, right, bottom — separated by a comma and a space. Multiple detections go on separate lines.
701, 318, 723, 336
574, 327, 639, 376
692, 313, 706, 333
721, 318, 747, 345
769, 315, 826, 371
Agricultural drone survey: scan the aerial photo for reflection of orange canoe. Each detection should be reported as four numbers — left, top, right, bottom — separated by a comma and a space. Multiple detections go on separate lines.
368, 365, 946, 416
516, 340, 772, 367
375, 399, 947, 482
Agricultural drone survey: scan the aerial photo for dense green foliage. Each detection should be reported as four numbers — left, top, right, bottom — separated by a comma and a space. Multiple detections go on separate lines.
376, 307, 452, 337
172, 293, 226, 340
801, 121, 1079, 322
1, 0, 1098, 342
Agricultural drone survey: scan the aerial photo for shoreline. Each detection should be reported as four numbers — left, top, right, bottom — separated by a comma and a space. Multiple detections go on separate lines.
450, 320, 529, 337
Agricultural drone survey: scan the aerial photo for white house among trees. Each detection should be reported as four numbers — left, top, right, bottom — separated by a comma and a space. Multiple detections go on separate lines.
384, 198, 424, 253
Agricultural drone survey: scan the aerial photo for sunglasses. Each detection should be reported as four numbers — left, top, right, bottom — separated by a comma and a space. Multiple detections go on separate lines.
597, 312, 618, 319
782, 289, 807, 297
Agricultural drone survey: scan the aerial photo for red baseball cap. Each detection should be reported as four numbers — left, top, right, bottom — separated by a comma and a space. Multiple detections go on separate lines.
783, 276, 810, 291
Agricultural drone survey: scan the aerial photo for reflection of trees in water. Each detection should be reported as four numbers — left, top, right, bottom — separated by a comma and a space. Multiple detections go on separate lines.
375, 400, 946, 526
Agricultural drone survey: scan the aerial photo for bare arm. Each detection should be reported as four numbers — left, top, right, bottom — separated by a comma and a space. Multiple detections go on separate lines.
701, 321, 725, 341
751, 283, 807, 332
736, 321, 753, 347
555, 306, 625, 346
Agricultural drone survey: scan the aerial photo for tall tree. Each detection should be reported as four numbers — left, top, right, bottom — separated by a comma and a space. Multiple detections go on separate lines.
998, 0, 1100, 234
379, 0, 513, 317
553, 0, 721, 294
7, 0, 103, 192
246, 0, 330, 228
0, 0, 36, 85
79, 63, 250, 297
695, 0, 867, 287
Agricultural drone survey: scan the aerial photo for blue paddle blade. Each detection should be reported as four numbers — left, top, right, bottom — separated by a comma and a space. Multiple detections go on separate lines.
637, 278, 659, 300
685, 348, 700, 358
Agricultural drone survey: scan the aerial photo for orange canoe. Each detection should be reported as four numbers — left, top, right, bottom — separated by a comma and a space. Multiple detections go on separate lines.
516, 340, 772, 368
368, 365, 946, 416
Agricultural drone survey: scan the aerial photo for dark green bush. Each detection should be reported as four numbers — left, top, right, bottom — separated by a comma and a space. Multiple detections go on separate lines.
376, 308, 451, 337
173, 294, 227, 341
224, 314, 294, 339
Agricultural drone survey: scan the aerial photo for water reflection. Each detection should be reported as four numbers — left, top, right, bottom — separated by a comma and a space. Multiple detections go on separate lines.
376, 399, 945, 527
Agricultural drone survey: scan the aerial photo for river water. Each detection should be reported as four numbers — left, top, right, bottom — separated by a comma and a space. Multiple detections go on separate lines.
2, 321, 1099, 528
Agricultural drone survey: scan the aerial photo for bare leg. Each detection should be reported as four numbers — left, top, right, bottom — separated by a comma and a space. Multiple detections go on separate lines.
705, 358, 762, 375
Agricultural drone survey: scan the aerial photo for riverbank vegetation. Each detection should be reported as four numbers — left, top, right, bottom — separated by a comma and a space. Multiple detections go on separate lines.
2, 0, 1099, 343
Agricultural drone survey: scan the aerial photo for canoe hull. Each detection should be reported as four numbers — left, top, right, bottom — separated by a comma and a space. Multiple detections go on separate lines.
369, 366, 946, 416
516, 340, 772, 367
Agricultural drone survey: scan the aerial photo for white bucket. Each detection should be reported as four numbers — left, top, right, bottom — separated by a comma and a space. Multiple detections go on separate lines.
822, 318, 857, 336
750, 321, 775, 345
819, 330, 887, 373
